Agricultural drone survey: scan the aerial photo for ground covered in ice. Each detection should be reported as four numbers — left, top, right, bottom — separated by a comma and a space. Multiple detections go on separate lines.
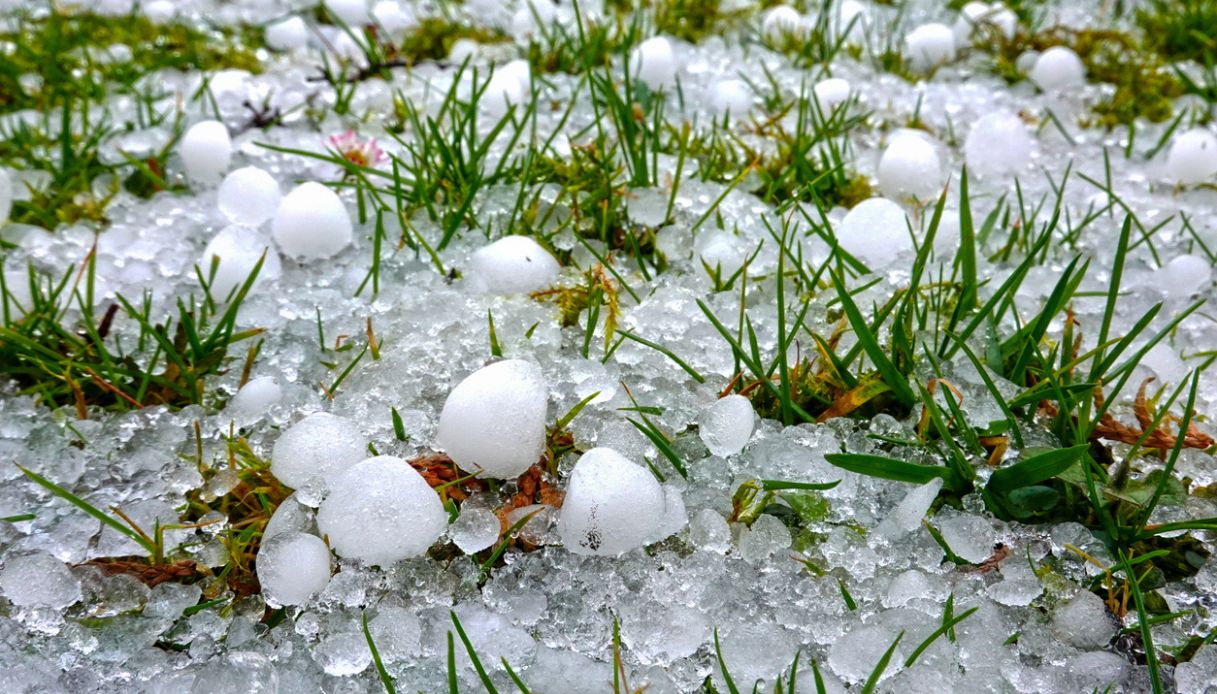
2, 0, 1217, 692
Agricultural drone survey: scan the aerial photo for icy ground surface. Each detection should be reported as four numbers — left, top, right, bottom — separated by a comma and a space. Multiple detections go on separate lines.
2, 0, 1217, 692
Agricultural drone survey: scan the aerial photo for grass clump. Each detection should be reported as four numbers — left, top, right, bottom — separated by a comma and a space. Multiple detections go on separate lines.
0, 7, 262, 114
1135, 0, 1217, 64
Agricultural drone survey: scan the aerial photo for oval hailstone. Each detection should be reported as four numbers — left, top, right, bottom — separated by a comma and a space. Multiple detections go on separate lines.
629, 36, 677, 91
201, 225, 283, 298
965, 112, 1034, 176
1156, 254, 1212, 299
836, 197, 912, 268
180, 121, 232, 185
317, 456, 447, 565
1166, 128, 1217, 185
706, 79, 752, 118
271, 412, 369, 489
698, 394, 755, 457
876, 132, 942, 200
905, 23, 956, 72
256, 531, 332, 607
228, 376, 283, 419
813, 77, 851, 111
266, 17, 309, 51
1029, 46, 1085, 91
558, 447, 666, 556
218, 167, 282, 226
272, 182, 353, 260
762, 6, 802, 40
437, 359, 548, 478
467, 236, 560, 295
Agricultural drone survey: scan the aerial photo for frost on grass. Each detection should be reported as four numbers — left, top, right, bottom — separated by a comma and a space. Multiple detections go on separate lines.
1, 0, 1217, 692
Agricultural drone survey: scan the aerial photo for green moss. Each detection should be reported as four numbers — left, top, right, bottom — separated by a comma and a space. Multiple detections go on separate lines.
1135, 0, 1217, 63
396, 17, 508, 63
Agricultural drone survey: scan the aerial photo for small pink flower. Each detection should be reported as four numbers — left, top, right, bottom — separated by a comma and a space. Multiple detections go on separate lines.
328, 129, 386, 168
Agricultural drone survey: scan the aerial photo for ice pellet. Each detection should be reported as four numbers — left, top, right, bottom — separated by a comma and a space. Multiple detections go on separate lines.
1030, 46, 1085, 91
1166, 128, 1217, 185
271, 182, 353, 261
437, 359, 549, 479
877, 131, 943, 200
217, 167, 282, 227
180, 121, 232, 185
200, 225, 282, 299
836, 197, 913, 268
316, 456, 447, 565
255, 531, 332, 607
466, 236, 560, 294
629, 37, 677, 91
270, 412, 369, 490
697, 394, 755, 457
558, 447, 665, 556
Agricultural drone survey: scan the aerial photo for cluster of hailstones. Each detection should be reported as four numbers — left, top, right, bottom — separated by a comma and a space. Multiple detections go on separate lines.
251, 360, 756, 608
154, 0, 1217, 607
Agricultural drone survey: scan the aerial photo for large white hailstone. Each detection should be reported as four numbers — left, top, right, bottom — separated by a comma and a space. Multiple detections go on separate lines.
372, 1, 415, 34
1166, 129, 1217, 185
905, 23, 956, 72
837, 0, 869, 38
558, 448, 666, 556
266, 17, 309, 51
877, 132, 943, 200
498, 59, 533, 93
228, 376, 283, 420
482, 68, 527, 119
271, 182, 353, 261
437, 359, 549, 479
705, 79, 752, 117
629, 37, 677, 91
812, 77, 851, 112
317, 456, 447, 565
449, 38, 479, 64
271, 412, 369, 490
256, 531, 332, 607
217, 167, 282, 227
836, 197, 913, 268
324, 0, 370, 26
0, 167, 11, 225
200, 225, 283, 298
1155, 255, 1212, 299
964, 112, 1034, 176
180, 121, 232, 185
0, 551, 82, 609
143, 0, 175, 24
762, 6, 802, 40
1029, 46, 1085, 91
466, 236, 560, 294
698, 395, 755, 457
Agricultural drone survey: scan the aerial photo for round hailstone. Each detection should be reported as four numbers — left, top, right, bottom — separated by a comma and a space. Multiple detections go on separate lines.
228, 376, 283, 419
499, 59, 533, 93
0, 167, 11, 225
143, 0, 175, 23
964, 112, 1034, 176
437, 359, 549, 479
372, 0, 415, 34
558, 447, 666, 556
200, 225, 283, 298
698, 395, 756, 457
317, 456, 447, 565
876, 132, 943, 200
762, 6, 802, 40
837, 0, 869, 38
271, 182, 353, 261
1156, 255, 1212, 299
1029, 46, 1085, 91
467, 235, 560, 295
271, 412, 369, 490
256, 531, 332, 607
629, 36, 677, 91
705, 79, 752, 118
812, 77, 851, 112
324, 0, 371, 26
180, 121, 232, 185
266, 17, 309, 51
836, 197, 913, 268
905, 23, 956, 72
449, 38, 479, 64
482, 70, 526, 120
217, 167, 282, 227
1166, 128, 1217, 185
449, 506, 501, 554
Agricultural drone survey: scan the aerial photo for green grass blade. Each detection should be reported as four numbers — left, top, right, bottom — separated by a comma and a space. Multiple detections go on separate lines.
362, 611, 397, 694
18, 465, 156, 555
